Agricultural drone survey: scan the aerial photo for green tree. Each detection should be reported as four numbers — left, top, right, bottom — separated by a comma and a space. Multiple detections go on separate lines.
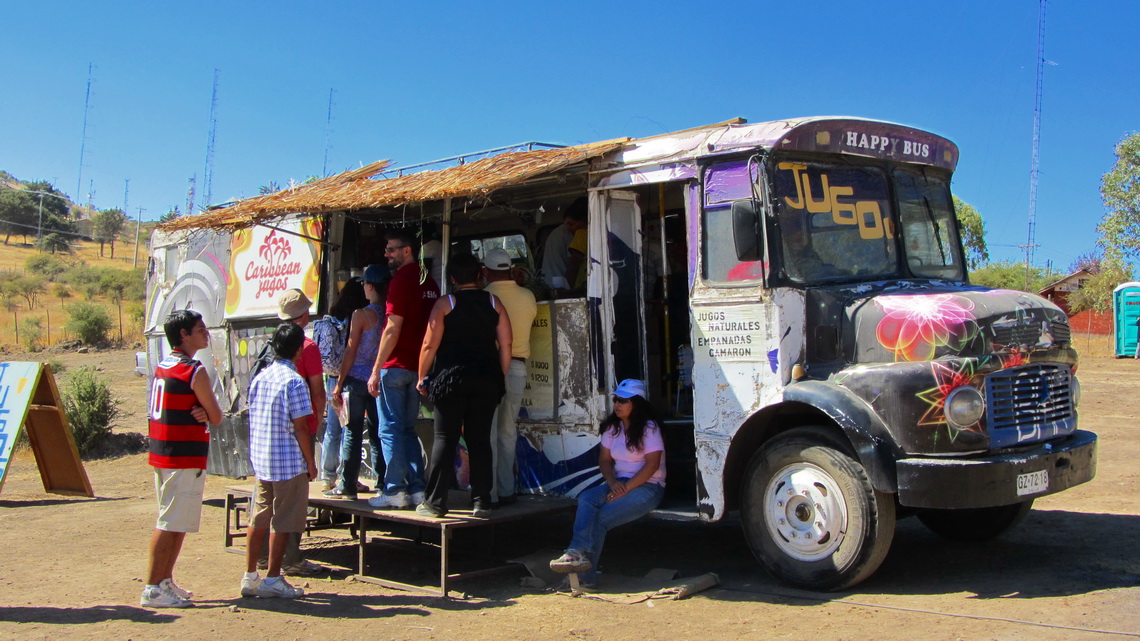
98, 268, 144, 341
158, 206, 181, 224
37, 232, 73, 254
953, 196, 988, 270
1097, 132, 1140, 258
92, 208, 128, 257
0, 189, 36, 245
1068, 250, 1133, 353
969, 260, 1061, 293
24, 181, 69, 220
11, 274, 46, 309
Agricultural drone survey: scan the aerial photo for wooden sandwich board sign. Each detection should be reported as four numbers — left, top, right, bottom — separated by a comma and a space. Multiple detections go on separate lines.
0, 362, 93, 497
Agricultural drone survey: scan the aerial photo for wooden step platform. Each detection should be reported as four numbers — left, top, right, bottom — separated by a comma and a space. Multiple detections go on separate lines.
224, 484, 574, 597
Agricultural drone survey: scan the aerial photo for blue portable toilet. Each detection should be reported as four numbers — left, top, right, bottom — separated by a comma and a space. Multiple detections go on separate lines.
1113, 282, 1140, 357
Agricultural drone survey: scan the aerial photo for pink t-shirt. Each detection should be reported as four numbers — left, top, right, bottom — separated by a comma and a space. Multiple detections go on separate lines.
294, 337, 322, 434
601, 421, 666, 487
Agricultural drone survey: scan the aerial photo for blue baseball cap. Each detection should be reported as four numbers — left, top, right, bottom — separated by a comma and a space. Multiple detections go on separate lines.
613, 379, 647, 399
363, 264, 390, 285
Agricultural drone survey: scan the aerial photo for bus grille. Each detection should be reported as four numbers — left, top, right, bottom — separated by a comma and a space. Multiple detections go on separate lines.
984, 363, 1075, 448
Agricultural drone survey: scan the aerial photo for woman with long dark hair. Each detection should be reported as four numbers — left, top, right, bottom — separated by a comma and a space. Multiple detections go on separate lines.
549, 379, 666, 587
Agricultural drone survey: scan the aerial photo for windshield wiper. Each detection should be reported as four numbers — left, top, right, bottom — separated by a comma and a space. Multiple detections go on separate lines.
923, 195, 947, 262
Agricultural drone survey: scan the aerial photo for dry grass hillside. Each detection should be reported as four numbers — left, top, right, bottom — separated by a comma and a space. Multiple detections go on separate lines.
0, 237, 150, 349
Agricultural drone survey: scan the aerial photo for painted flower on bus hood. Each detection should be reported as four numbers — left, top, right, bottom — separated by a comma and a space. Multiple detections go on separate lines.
874, 293, 980, 362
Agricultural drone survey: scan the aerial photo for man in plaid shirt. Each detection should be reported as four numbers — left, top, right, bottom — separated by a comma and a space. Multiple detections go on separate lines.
241, 323, 317, 599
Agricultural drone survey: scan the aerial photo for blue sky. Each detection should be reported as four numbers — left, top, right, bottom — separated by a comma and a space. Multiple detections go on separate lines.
2, 1, 1137, 269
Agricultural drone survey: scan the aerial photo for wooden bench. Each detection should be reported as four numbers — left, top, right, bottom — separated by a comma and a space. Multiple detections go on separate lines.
224, 485, 573, 597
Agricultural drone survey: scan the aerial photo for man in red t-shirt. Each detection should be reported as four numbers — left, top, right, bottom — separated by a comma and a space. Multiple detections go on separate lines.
367, 229, 439, 508
257, 289, 327, 576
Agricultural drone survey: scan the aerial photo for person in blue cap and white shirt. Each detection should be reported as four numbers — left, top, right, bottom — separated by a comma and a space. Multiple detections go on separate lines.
549, 379, 666, 587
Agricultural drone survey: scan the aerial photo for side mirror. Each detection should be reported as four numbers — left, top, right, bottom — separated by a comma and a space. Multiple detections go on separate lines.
731, 199, 762, 261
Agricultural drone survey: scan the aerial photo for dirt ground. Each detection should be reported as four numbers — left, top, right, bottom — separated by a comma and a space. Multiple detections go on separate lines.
0, 348, 1137, 640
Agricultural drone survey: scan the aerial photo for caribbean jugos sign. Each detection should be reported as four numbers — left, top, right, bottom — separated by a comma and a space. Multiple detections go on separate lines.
225, 217, 322, 319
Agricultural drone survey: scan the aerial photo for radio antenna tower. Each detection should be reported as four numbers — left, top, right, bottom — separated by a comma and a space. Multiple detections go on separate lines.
76, 63, 95, 202
202, 69, 221, 210
322, 88, 336, 177
1025, 0, 1047, 287
186, 174, 197, 218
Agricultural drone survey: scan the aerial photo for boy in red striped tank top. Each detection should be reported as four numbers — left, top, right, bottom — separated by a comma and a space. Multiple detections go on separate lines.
141, 310, 222, 608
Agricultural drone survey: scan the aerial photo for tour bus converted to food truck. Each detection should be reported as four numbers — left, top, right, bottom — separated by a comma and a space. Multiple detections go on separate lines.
146, 116, 1097, 590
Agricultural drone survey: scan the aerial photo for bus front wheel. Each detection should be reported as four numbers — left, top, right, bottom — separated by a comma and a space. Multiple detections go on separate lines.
741, 427, 896, 591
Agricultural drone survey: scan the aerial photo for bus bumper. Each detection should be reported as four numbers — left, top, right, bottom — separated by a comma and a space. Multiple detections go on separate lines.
896, 430, 1097, 509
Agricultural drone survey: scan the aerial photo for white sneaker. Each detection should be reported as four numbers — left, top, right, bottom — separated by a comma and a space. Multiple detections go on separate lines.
368, 492, 409, 509
159, 578, 192, 600
549, 549, 593, 574
240, 573, 261, 597
255, 576, 304, 598
141, 586, 191, 608
409, 491, 425, 506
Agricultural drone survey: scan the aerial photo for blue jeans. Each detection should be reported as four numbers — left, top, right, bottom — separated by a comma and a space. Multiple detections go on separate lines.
337, 375, 382, 493
320, 376, 342, 482
568, 480, 664, 584
378, 367, 425, 496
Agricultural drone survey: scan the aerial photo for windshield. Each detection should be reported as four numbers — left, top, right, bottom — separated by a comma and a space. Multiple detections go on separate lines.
771, 160, 897, 283
893, 169, 965, 280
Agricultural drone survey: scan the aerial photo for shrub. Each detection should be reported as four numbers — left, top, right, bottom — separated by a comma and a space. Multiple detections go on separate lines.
65, 301, 113, 345
61, 265, 101, 288
127, 301, 146, 332
25, 254, 71, 281
20, 316, 43, 352
45, 357, 66, 375
61, 366, 120, 456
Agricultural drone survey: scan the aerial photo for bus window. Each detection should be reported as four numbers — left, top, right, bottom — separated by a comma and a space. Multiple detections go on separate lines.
894, 170, 965, 281
702, 203, 752, 281
456, 233, 531, 266
771, 161, 895, 284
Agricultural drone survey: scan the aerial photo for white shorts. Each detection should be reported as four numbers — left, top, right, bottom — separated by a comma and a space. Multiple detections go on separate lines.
154, 468, 207, 533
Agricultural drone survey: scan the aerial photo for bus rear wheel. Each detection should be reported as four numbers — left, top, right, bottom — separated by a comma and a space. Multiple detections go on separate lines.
917, 500, 1033, 542
741, 427, 896, 591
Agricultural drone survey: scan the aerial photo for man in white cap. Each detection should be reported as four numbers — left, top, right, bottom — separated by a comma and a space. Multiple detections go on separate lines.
263, 288, 326, 576
481, 248, 537, 506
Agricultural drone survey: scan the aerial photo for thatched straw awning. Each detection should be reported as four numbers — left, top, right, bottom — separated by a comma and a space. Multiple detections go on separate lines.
161, 138, 628, 233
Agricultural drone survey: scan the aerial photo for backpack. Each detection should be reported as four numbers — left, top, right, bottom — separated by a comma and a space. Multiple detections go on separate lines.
247, 341, 277, 396
312, 314, 349, 376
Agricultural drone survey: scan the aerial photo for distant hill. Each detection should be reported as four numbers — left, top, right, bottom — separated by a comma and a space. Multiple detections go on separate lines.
1, 169, 160, 244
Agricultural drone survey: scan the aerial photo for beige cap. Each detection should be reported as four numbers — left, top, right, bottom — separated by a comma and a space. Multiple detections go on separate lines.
277, 288, 312, 320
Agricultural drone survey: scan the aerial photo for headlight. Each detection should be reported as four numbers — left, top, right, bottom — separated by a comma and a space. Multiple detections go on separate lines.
1071, 375, 1081, 409
945, 386, 985, 428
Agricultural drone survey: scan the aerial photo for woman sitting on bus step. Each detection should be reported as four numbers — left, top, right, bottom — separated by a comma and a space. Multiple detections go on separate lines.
549, 379, 666, 587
